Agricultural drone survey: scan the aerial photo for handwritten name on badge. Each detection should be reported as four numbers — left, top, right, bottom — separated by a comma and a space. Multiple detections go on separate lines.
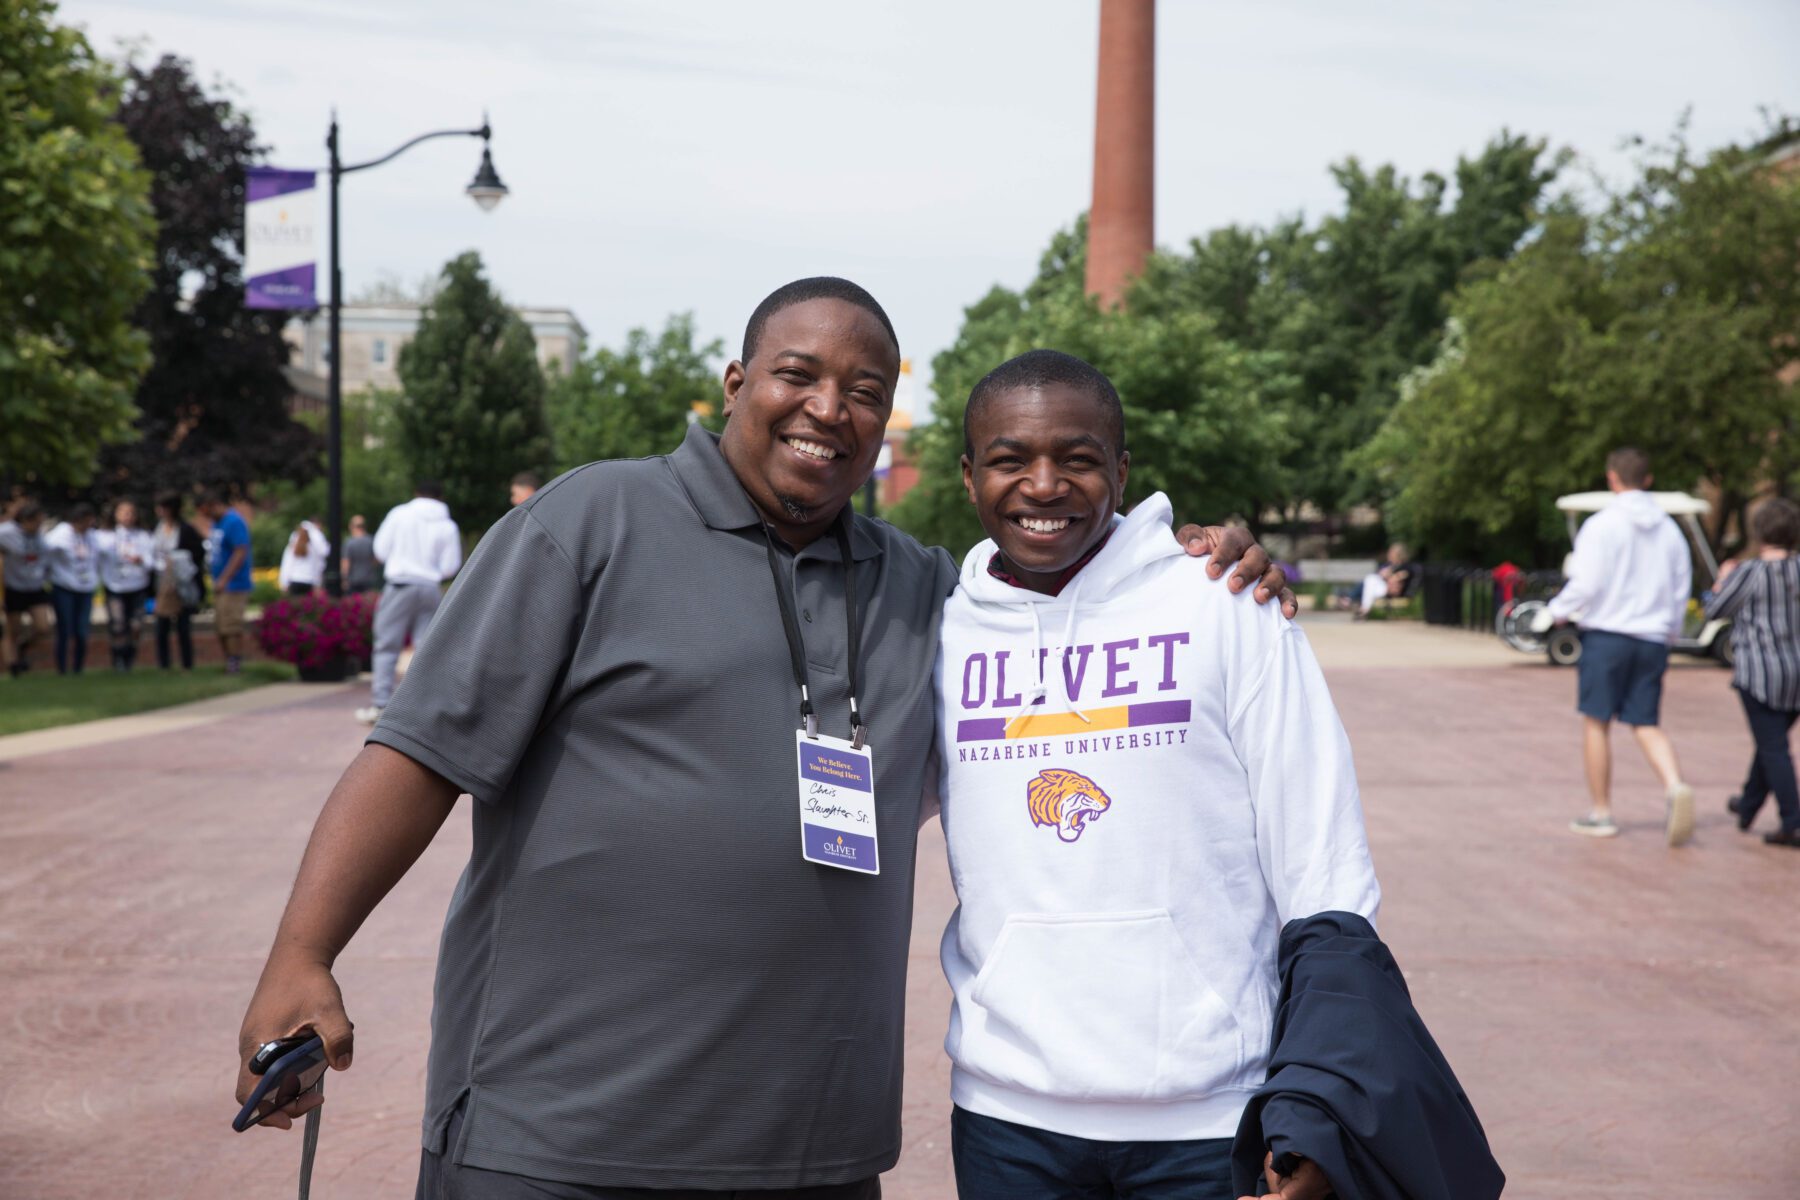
796, 731, 879, 874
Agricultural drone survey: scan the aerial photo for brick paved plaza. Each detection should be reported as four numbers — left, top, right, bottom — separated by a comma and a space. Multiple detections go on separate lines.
1, 616, 1794, 1198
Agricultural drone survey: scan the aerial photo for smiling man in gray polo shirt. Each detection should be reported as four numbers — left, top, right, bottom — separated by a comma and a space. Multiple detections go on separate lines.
236, 277, 1289, 1198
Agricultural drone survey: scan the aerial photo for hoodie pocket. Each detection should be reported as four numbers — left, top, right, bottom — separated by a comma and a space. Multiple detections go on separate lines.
964, 909, 1244, 1102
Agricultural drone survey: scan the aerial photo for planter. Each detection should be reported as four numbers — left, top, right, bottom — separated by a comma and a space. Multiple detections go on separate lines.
297, 655, 353, 683
258, 593, 376, 679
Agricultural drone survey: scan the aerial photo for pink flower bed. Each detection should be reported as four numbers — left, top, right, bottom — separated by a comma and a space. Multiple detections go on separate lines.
257, 592, 376, 669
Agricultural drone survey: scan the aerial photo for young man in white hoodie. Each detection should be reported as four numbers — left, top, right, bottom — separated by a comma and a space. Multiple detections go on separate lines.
1547, 447, 1695, 844
935, 351, 1378, 1200
356, 481, 462, 724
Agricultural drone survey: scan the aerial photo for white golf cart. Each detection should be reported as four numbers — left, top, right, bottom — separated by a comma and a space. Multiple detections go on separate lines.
1496, 491, 1732, 668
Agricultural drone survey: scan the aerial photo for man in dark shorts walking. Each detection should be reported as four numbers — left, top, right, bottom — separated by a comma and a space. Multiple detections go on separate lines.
1550, 447, 1696, 845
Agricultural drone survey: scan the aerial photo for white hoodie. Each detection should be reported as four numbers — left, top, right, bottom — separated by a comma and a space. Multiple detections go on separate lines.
933, 494, 1380, 1142
1546, 490, 1692, 644
373, 497, 462, 585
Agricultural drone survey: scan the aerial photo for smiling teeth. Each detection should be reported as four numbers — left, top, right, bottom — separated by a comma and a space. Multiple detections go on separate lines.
786, 438, 837, 461
1019, 517, 1071, 533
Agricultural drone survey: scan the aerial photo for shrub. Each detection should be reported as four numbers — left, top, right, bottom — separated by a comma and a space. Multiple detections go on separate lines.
256, 592, 376, 669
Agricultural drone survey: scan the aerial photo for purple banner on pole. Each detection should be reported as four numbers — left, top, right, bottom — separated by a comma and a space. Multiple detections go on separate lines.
247, 167, 317, 203
244, 167, 317, 309
247, 263, 317, 311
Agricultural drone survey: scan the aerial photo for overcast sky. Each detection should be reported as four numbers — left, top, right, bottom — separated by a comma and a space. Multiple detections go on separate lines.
66, 0, 1800, 419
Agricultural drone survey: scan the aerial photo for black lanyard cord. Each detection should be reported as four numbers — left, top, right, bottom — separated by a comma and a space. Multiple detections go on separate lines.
758, 518, 866, 748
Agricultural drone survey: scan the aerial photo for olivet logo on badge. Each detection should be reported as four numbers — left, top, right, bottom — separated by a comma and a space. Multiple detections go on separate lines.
802, 822, 878, 873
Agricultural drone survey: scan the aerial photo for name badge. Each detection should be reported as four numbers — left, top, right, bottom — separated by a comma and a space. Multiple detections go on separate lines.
797, 730, 879, 874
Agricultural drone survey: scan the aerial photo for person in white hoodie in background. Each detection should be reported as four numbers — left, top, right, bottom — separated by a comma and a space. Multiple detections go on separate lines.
935, 351, 1377, 1200
1547, 447, 1695, 844
356, 481, 462, 724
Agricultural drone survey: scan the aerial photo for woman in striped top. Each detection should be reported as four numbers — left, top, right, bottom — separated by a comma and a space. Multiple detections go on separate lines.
1707, 497, 1800, 847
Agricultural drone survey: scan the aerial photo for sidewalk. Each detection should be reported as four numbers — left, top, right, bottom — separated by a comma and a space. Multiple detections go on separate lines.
0, 624, 1789, 1198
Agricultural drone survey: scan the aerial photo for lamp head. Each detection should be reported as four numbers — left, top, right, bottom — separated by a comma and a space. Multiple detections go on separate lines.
466, 136, 507, 212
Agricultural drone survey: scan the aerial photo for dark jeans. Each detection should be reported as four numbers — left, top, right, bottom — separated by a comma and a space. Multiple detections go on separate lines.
156, 610, 195, 670
1737, 688, 1800, 833
50, 585, 92, 674
950, 1107, 1234, 1200
417, 1101, 880, 1200
105, 587, 148, 669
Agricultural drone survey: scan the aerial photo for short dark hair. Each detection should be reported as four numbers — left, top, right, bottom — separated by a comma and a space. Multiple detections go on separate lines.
13, 499, 43, 522
155, 493, 183, 515
201, 488, 231, 508
415, 480, 444, 500
741, 276, 899, 366
963, 349, 1126, 458
1607, 446, 1652, 488
68, 502, 96, 522
512, 471, 541, 490
1752, 497, 1800, 550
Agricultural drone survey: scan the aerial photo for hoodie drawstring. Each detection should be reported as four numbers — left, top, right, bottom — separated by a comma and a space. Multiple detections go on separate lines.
1026, 605, 1048, 707
1019, 579, 1090, 723
1053, 577, 1092, 724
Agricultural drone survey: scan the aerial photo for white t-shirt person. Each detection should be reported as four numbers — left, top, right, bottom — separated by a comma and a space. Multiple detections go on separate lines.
0, 520, 49, 594
43, 522, 100, 593
278, 520, 332, 592
98, 527, 156, 594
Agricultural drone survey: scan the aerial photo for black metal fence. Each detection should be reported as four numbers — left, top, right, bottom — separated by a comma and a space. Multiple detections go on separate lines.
1419, 563, 1565, 631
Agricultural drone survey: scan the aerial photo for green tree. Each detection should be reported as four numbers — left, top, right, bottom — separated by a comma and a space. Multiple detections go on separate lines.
0, 0, 155, 489
1135, 132, 1562, 523
102, 53, 319, 500
890, 219, 1291, 556
1359, 208, 1608, 562
1366, 120, 1800, 562
546, 313, 722, 470
393, 251, 553, 533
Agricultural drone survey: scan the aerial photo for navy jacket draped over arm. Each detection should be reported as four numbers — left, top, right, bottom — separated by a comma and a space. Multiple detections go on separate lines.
1231, 911, 1504, 1199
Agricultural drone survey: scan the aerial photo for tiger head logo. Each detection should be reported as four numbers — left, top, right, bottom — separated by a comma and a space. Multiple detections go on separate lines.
1026, 768, 1113, 843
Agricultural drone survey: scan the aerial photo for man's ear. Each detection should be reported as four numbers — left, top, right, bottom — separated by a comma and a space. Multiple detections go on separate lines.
961, 455, 977, 506
1116, 449, 1130, 496
721, 360, 747, 419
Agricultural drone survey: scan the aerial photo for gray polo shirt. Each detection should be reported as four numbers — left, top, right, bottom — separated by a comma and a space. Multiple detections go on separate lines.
369, 425, 956, 1190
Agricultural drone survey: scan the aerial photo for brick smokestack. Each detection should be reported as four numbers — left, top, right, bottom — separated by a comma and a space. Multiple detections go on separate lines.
1084, 0, 1155, 308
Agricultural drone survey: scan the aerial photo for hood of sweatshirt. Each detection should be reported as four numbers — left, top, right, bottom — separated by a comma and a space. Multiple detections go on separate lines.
957, 492, 1185, 608
1612, 489, 1668, 531
398, 496, 453, 523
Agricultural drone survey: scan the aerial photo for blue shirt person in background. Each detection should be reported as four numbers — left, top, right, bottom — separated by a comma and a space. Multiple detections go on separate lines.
198, 490, 253, 674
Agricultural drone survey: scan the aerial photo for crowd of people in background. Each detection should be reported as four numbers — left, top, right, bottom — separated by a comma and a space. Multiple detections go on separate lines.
1, 491, 241, 677
0, 474, 499, 743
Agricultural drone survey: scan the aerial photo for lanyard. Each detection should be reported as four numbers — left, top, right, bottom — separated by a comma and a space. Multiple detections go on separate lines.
759, 518, 866, 749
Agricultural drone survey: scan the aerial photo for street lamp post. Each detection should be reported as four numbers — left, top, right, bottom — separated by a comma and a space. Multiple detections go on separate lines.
322, 115, 506, 596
